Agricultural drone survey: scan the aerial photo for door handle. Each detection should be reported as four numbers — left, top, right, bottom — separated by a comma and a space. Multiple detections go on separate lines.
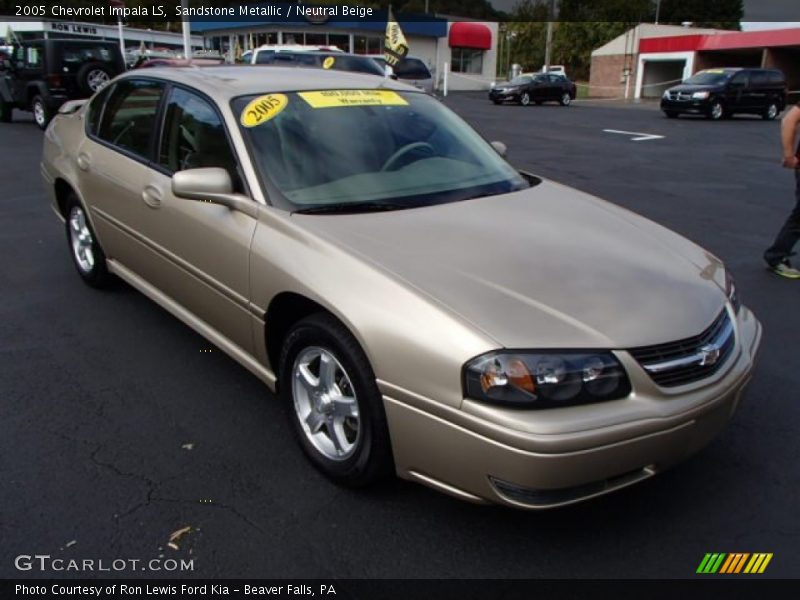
77, 153, 91, 171
141, 185, 163, 209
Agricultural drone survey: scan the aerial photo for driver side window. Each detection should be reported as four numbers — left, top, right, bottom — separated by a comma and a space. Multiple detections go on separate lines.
97, 79, 165, 159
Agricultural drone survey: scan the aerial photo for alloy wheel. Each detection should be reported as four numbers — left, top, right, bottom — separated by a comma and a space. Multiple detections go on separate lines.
33, 101, 46, 127
561, 92, 572, 106
87, 69, 110, 92
68, 205, 95, 274
292, 346, 360, 461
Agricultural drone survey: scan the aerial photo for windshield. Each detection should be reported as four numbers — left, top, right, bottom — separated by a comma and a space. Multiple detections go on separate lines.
234, 90, 528, 212
683, 70, 732, 85
509, 76, 532, 86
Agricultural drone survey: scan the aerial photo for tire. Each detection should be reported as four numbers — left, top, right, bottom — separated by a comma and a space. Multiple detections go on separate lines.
279, 313, 394, 487
559, 92, 572, 106
77, 62, 114, 95
763, 102, 779, 121
707, 100, 725, 121
31, 95, 50, 130
534, 100, 543, 106
519, 92, 531, 106
65, 194, 112, 288
0, 99, 11, 123
664, 111, 679, 119
492, 99, 502, 105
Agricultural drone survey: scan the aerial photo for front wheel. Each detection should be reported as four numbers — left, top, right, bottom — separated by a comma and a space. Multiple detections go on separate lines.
279, 313, 394, 487
492, 99, 502, 105
763, 102, 779, 121
32, 95, 51, 130
707, 100, 725, 121
65, 195, 112, 288
664, 110, 679, 119
519, 92, 531, 106
559, 92, 572, 106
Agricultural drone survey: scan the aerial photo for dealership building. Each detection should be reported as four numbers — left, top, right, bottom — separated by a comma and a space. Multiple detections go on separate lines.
590, 24, 800, 99
189, 13, 498, 91
0, 19, 204, 53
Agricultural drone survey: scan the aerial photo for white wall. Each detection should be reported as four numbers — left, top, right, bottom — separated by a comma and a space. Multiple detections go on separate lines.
434, 21, 499, 92
635, 51, 696, 98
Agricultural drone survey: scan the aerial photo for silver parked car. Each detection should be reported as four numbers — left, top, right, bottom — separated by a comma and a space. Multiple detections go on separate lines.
41, 67, 761, 508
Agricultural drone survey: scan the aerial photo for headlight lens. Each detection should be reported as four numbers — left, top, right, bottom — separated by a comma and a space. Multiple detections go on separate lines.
692, 91, 710, 99
725, 269, 741, 314
663, 90, 671, 99
464, 351, 631, 409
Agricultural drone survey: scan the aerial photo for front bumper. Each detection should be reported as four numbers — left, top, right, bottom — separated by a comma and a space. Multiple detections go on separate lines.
489, 89, 518, 103
661, 98, 711, 115
382, 306, 761, 509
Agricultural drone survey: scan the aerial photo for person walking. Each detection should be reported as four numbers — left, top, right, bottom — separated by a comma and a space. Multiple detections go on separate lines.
764, 102, 800, 278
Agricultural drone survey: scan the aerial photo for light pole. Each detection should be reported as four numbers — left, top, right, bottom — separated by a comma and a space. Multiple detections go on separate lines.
655, 0, 662, 24
544, 0, 556, 71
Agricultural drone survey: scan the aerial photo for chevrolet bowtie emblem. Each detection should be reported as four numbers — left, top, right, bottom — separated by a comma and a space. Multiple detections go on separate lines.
699, 343, 721, 366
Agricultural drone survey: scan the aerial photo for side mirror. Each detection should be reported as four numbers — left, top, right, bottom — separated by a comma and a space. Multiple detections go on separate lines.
172, 168, 257, 218
490, 141, 507, 158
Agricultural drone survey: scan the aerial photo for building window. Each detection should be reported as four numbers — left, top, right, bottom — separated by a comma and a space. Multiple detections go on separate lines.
353, 35, 382, 55
451, 48, 483, 74
328, 34, 349, 52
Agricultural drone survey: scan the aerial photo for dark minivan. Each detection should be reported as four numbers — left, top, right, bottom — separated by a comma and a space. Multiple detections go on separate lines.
661, 67, 786, 120
0, 39, 125, 129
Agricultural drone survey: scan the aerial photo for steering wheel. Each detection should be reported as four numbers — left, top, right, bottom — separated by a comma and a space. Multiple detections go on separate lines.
381, 142, 435, 172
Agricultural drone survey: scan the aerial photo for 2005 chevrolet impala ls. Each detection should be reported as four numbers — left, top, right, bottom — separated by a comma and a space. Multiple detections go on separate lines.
41, 67, 761, 508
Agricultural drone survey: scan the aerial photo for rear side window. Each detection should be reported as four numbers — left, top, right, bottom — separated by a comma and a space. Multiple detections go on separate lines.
393, 58, 431, 80
330, 55, 384, 76
86, 84, 114, 136
768, 71, 786, 85
60, 45, 115, 73
255, 50, 275, 64
96, 79, 165, 159
750, 71, 768, 86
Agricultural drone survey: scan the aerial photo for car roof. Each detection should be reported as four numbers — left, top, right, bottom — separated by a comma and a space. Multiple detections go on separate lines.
122, 65, 415, 100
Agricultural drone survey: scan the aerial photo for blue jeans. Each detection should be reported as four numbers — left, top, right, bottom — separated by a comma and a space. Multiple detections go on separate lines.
765, 169, 800, 266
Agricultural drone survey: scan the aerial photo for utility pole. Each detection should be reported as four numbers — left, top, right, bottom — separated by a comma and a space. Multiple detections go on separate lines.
544, 0, 556, 71
181, 0, 192, 61
655, 0, 662, 24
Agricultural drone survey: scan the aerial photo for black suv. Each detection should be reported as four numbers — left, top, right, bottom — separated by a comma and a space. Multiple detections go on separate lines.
0, 39, 125, 129
661, 68, 787, 121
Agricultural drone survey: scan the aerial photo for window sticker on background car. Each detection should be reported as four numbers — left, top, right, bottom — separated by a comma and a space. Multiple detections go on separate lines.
240, 93, 288, 127
323, 56, 335, 69
298, 90, 408, 109
704, 69, 725, 74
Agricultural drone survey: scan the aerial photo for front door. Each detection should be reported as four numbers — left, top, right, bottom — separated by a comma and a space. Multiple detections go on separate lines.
136, 85, 258, 353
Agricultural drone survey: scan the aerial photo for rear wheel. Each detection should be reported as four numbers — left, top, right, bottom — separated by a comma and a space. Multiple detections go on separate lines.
32, 95, 50, 130
559, 92, 572, 106
519, 92, 531, 106
763, 102, 779, 121
0, 99, 11, 123
279, 313, 394, 487
65, 194, 112, 288
664, 110, 679, 119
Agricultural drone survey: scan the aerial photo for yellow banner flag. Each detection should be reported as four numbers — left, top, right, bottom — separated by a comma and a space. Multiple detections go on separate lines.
384, 7, 409, 67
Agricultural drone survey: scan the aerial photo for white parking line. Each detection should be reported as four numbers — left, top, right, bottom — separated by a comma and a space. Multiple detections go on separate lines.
603, 129, 665, 142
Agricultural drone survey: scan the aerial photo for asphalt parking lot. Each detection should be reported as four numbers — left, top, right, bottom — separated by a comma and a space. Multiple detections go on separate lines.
1, 95, 798, 580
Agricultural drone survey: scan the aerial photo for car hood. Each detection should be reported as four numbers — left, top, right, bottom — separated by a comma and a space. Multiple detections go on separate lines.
293, 180, 727, 349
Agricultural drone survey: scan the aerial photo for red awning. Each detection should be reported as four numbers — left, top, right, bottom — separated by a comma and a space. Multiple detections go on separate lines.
449, 22, 492, 50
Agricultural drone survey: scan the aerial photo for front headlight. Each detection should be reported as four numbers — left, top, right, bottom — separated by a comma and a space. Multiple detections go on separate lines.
663, 89, 671, 99
725, 269, 741, 314
464, 351, 631, 409
692, 91, 710, 100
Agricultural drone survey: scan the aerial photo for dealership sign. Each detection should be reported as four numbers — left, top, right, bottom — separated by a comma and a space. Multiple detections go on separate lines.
49, 22, 100, 36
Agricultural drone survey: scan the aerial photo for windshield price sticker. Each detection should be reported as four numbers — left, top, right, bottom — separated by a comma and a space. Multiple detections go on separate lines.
240, 94, 288, 127
322, 56, 336, 69
298, 90, 408, 108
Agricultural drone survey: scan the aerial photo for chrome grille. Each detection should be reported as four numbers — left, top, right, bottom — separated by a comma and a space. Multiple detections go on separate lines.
628, 310, 735, 387
668, 91, 692, 102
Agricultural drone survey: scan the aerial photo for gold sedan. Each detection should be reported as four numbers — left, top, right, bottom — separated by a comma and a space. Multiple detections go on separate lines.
41, 67, 761, 508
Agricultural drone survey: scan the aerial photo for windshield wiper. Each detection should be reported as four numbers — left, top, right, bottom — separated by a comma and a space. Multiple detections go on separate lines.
292, 201, 413, 215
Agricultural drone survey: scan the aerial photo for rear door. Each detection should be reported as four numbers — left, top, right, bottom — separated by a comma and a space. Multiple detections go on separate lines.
77, 78, 166, 276
726, 70, 749, 110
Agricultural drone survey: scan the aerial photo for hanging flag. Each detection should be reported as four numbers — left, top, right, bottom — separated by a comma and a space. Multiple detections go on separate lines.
234, 39, 243, 62
138, 39, 146, 56
384, 7, 408, 67
6, 24, 18, 46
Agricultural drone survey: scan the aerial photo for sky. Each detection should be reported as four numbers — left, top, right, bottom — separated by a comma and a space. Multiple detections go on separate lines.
488, 0, 800, 22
